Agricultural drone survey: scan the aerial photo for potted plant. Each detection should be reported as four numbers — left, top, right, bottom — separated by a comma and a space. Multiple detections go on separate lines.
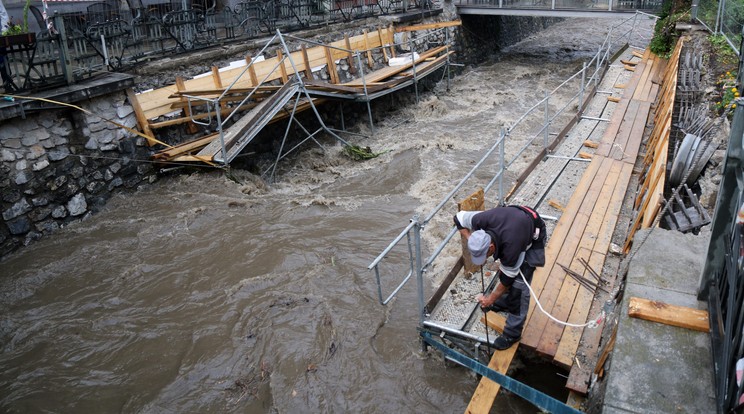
0, 0, 36, 48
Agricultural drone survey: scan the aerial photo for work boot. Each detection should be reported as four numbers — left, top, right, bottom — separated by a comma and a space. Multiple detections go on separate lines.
493, 335, 519, 350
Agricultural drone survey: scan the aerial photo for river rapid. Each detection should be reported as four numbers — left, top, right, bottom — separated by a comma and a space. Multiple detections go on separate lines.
1, 17, 654, 413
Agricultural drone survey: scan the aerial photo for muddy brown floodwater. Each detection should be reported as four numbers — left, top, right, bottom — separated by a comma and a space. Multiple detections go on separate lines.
1, 16, 654, 413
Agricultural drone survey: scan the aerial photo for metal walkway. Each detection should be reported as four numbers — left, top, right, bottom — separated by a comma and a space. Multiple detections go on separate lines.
368, 12, 659, 413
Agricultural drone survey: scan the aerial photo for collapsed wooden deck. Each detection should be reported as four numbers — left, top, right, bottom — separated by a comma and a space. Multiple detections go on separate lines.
466, 40, 685, 412
127, 22, 459, 165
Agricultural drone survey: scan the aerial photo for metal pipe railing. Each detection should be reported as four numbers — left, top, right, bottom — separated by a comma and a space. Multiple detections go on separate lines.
369, 14, 654, 315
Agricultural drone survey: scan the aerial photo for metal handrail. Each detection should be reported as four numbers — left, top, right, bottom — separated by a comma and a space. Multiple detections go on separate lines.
368, 13, 657, 307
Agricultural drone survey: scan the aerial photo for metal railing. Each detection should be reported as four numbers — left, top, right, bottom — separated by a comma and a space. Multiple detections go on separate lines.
367, 13, 655, 325
699, 99, 744, 414
695, 0, 744, 55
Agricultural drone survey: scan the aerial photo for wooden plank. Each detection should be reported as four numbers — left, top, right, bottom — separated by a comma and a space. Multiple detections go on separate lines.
620, 100, 652, 163
458, 188, 486, 274
344, 45, 448, 86
608, 99, 640, 161
607, 96, 621, 103
481, 311, 507, 334
583, 140, 598, 149
151, 133, 217, 161
325, 46, 339, 84
553, 162, 629, 367
628, 297, 710, 332
465, 344, 518, 414
363, 29, 374, 68
632, 50, 644, 58
345, 34, 356, 75
525, 159, 602, 304
594, 97, 632, 157
301, 45, 314, 80
175, 76, 199, 134
522, 158, 614, 350
276, 50, 289, 83
425, 257, 464, 314
125, 88, 156, 144
378, 27, 389, 63
537, 160, 622, 358
246, 55, 259, 86
396, 20, 462, 32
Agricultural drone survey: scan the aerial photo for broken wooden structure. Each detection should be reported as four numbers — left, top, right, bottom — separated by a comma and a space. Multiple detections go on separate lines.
126, 22, 459, 177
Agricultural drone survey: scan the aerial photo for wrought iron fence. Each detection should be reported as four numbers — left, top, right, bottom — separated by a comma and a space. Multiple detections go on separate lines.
699, 99, 744, 414
1, 0, 426, 93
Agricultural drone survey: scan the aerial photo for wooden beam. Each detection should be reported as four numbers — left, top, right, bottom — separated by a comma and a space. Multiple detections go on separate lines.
325, 46, 339, 84
583, 140, 598, 149
363, 29, 374, 68
246, 55, 259, 86
480, 311, 506, 334
125, 88, 156, 144
345, 34, 356, 74
378, 27, 389, 63
396, 20, 462, 32
276, 49, 289, 83
301, 44, 314, 80
465, 344, 518, 414
175, 76, 199, 134
628, 297, 710, 332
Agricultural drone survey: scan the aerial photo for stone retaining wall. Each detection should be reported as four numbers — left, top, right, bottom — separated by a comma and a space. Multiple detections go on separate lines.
0, 92, 153, 257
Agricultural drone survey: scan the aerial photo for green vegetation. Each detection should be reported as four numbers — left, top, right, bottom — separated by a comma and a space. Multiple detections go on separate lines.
1, 0, 31, 36
710, 34, 738, 66
342, 145, 389, 161
649, 0, 691, 58
714, 70, 740, 114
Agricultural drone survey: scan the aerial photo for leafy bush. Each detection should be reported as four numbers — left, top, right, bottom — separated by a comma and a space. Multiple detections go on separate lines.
649, 0, 691, 58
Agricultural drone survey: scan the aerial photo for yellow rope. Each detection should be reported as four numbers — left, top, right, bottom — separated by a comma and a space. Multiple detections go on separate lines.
0, 93, 219, 167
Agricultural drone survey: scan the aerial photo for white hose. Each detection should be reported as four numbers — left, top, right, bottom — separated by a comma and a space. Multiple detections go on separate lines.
520, 269, 605, 329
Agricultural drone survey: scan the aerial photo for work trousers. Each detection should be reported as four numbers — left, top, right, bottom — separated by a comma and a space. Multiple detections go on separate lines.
493, 261, 536, 340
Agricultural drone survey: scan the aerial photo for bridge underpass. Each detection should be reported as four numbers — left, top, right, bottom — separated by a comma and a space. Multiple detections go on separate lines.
455, 0, 663, 17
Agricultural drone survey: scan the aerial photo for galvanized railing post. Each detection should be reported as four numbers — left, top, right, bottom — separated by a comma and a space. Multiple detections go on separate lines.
498, 127, 506, 205
445, 30, 451, 92
412, 215, 425, 327
579, 62, 587, 115
215, 102, 228, 165
544, 91, 550, 151
410, 37, 419, 104
630, 11, 638, 45
715, 0, 725, 34
595, 45, 602, 90
357, 51, 375, 136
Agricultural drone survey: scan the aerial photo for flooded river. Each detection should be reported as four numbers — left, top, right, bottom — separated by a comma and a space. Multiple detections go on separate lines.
1, 17, 654, 413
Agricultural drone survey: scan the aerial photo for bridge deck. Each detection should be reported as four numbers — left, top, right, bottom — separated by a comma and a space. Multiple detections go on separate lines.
455, 0, 662, 17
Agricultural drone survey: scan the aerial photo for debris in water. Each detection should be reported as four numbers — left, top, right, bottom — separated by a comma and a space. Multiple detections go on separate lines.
342, 145, 390, 161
